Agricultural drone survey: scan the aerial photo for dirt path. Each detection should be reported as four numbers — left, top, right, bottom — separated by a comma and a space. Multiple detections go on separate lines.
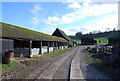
37, 47, 78, 79
70, 48, 84, 79
33, 46, 109, 80
2, 46, 110, 80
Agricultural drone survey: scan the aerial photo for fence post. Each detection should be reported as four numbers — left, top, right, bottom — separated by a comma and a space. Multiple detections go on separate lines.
39, 41, 42, 54
53, 41, 55, 51
47, 42, 49, 52
29, 40, 32, 58
56, 42, 58, 50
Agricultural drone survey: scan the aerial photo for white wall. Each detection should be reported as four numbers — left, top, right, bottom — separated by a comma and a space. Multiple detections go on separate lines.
41, 46, 47, 54
31, 48, 39, 55
15, 45, 68, 57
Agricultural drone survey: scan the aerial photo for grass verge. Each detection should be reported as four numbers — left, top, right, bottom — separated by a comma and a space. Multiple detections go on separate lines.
1, 60, 25, 75
84, 50, 120, 79
84, 50, 102, 64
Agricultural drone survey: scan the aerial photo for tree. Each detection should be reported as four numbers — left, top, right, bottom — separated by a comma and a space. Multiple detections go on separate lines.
113, 28, 116, 31
76, 32, 83, 39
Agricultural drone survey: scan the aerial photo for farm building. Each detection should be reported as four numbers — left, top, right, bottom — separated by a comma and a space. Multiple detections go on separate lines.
108, 37, 120, 45
0, 22, 68, 57
52, 28, 75, 47
81, 38, 97, 45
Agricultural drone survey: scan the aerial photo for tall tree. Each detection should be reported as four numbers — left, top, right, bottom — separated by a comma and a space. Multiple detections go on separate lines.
76, 32, 83, 39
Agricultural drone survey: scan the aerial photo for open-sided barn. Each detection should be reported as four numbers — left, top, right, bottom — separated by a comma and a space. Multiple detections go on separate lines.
0, 22, 68, 57
52, 28, 75, 47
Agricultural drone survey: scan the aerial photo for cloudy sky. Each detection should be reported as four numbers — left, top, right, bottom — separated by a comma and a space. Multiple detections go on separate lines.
2, 0, 118, 35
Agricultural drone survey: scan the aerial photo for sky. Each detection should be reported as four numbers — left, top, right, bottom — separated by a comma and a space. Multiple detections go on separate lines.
2, 0, 118, 36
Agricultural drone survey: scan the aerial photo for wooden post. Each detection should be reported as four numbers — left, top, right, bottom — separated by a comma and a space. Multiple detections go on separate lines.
67, 42, 69, 48
47, 42, 49, 52
63, 42, 65, 49
39, 41, 42, 54
29, 40, 32, 58
53, 42, 55, 51
56, 42, 58, 50
58, 42, 60, 49
60, 43, 62, 49
60, 43, 61, 49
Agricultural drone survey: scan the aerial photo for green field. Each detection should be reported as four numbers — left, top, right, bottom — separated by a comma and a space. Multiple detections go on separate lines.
76, 40, 81, 45
94, 37, 108, 45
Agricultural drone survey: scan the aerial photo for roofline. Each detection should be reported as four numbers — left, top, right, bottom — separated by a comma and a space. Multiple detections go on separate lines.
1, 22, 68, 42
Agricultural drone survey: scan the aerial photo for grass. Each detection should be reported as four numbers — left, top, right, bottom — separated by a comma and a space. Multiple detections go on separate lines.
32, 54, 42, 58
76, 40, 81, 45
94, 37, 108, 45
84, 50, 120, 79
1, 59, 25, 75
84, 50, 102, 64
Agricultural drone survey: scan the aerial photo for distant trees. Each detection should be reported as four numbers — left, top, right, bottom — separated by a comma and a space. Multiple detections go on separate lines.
68, 28, 120, 40
75, 32, 83, 39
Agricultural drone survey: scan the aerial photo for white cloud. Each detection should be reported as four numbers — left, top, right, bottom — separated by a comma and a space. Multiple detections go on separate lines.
43, 16, 60, 25
69, 27, 80, 32
80, 14, 118, 34
62, 14, 118, 35
31, 4, 42, 15
44, 2, 117, 25
44, 13, 117, 35
31, 4, 42, 25
31, 17, 41, 25
63, 0, 91, 3
68, 2, 82, 9
64, 30, 77, 35
63, 0, 118, 3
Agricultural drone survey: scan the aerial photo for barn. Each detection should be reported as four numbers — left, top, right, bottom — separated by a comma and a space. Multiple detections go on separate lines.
0, 22, 68, 57
81, 38, 97, 45
52, 28, 75, 47
108, 37, 120, 45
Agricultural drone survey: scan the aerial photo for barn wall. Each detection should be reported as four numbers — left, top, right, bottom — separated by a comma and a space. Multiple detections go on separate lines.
14, 47, 55, 57
14, 48, 29, 57
0, 38, 14, 54
1, 38, 68, 57
41, 46, 54, 54
15, 48, 40, 57
31, 48, 39, 55
69, 40, 74, 46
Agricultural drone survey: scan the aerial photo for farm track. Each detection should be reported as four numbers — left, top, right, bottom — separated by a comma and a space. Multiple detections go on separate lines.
33, 46, 84, 80
2, 46, 110, 80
